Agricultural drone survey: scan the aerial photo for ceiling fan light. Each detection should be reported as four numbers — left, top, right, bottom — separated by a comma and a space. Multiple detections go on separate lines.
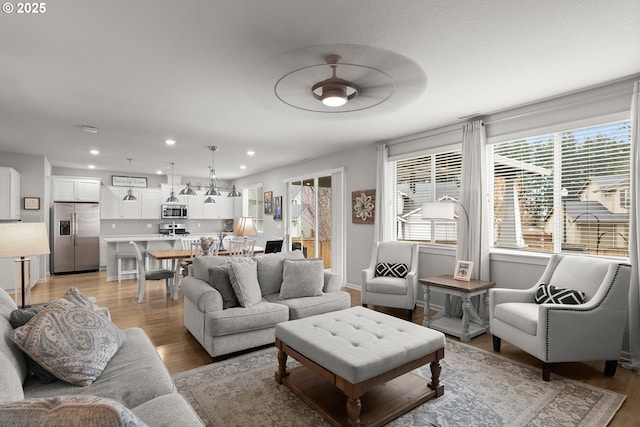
322, 87, 347, 107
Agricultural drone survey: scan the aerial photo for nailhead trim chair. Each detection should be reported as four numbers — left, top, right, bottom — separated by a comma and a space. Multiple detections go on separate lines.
489, 254, 631, 381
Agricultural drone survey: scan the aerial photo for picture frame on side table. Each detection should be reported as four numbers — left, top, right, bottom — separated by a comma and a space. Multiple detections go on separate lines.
453, 260, 473, 281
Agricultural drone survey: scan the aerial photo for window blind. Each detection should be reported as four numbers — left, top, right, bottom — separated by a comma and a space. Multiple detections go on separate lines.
394, 149, 462, 244
492, 120, 631, 256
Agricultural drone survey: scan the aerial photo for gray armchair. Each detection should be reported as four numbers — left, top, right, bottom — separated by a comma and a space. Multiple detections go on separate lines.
489, 254, 631, 381
361, 241, 419, 320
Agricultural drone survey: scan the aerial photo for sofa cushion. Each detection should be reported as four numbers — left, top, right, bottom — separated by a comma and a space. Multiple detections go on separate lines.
0, 289, 28, 386
255, 251, 305, 295
0, 395, 147, 427
493, 302, 539, 336
279, 259, 324, 299
131, 393, 203, 427
193, 255, 229, 282
208, 265, 239, 309
205, 302, 289, 336
228, 259, 262, 307
0, 350, 24, 403
9, 304, 56, 384
23, 328, 176, 409
264, 291, 351, 320
10, 288, 126, 387
534, 284, 585, 305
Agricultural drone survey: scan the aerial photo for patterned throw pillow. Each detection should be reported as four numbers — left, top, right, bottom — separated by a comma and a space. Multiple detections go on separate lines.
534, 284, 586, 305
9, 304, 56, 384
10, 288, 126, 387
375, 262, 409, 278
0, 395, 147, 427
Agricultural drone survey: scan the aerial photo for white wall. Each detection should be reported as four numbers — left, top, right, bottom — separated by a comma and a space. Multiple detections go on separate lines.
233, 144, 378, 286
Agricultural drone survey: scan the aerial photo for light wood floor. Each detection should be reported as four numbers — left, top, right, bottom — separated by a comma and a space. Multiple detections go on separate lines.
29, 271, 640, 426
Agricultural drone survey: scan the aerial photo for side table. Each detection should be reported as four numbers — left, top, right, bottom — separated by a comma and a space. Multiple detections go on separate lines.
419, 274, 495, 342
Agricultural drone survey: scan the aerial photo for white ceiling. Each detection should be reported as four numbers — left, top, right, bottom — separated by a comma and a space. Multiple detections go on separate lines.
1, 1, 639, 181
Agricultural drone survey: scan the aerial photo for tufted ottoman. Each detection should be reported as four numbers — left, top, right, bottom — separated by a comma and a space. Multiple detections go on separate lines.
275, 306, 445, 427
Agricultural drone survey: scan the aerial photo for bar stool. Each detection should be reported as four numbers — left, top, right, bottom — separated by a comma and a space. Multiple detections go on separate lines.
117, 252, 138, 282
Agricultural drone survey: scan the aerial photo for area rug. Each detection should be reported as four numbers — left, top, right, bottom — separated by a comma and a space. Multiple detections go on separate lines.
173, 340, 625, 426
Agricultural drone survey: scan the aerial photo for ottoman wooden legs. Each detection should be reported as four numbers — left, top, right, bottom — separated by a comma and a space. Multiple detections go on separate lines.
275, 338, 444, 427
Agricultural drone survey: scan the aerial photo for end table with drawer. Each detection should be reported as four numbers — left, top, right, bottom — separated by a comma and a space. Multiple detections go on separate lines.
419, 274, 495, 342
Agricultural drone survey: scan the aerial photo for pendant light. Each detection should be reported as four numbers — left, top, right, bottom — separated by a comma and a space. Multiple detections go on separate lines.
122, 158, 138, 202
166, 162, 180, 203
204, 145, 222, 204
227, 184, 242, 198
179, 181, 197, 196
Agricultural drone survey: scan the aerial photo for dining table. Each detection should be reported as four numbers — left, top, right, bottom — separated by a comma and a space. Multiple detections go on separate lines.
146, 247, 265, 298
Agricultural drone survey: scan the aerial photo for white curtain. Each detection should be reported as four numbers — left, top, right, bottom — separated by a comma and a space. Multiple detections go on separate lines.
374, 143, 388, 242
457, 120, 490, 281
625, 81, 640, 373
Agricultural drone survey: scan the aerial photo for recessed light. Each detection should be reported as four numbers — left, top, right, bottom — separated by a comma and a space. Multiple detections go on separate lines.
247, 150, 255, 156
156, 170, 163, 175
90, 149, 99, 155
240, 165, 247, 170
165, 139, 176, 145
88, 164, 96, 169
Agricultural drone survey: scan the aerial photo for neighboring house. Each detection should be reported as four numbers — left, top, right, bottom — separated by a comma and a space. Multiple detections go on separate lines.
545, 175, 630, 255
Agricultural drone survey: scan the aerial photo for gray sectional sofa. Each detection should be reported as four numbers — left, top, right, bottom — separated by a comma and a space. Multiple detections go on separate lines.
182, 250, 351, 358
0, 288, 203, 426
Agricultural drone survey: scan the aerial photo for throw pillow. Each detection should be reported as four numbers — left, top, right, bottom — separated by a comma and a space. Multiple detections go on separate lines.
375, 262, 409, 278
9, 304, 56, 384
208, 264, 239, 309
0, 395, 147, 427
10, 288, 126, 387
228, 258, 262, 307
534, 284, 586, 305
279, 259, 324, 299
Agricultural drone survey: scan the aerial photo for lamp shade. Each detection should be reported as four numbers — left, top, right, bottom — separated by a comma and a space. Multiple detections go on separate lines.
0, 223, 50, 258
421, 203, 456, 221
235, 216, 257, 237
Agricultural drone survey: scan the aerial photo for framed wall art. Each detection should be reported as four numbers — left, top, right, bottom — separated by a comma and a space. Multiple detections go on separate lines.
273, 196, 282, 220
264, 191, 273, 215
23, 197, 40, 210
352, 189, 375, 224
112, 175, 147, 188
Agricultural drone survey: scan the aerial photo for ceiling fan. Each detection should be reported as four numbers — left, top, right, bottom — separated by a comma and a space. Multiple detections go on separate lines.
250, 44, 427, 114
311, 55, 360, 107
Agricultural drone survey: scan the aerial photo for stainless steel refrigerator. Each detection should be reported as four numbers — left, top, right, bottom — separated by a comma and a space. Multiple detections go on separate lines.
52, 202, 100, 273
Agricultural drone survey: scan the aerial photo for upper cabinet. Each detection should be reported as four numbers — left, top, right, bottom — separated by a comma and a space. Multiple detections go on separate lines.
101, 186, 161, 219
0, 167, 21, 220
52, 177, 101, 202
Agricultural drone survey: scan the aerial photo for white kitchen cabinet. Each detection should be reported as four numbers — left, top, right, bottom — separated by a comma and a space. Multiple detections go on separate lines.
140, 188, 162, 219
101, 186, 162, 219
0, 167, 20, 220
204, 195, 234, 219
52, 177, 101, 202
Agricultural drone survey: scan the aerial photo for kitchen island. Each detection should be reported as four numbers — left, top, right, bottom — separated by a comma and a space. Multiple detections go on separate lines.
102, 234, 234, 282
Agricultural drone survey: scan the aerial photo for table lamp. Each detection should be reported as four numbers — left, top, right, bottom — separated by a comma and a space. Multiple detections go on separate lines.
235, 216, 257, 250
0, 222, 50, 308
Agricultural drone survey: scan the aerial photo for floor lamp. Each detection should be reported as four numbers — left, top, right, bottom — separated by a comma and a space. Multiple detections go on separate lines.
0, 222, 50, 308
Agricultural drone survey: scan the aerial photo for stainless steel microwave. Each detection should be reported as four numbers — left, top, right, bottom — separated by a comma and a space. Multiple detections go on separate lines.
161, 204, 188, 219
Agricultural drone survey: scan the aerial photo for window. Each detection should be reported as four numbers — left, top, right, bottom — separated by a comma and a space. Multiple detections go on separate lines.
243, 184, 263, 234
393, 148, 462, 244
491, 120, 631, 257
